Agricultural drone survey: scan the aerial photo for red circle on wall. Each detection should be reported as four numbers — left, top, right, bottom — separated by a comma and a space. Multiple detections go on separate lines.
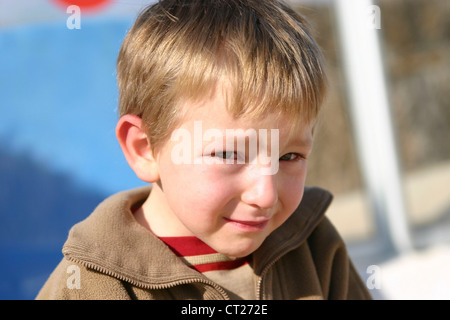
52, 0, 112, 12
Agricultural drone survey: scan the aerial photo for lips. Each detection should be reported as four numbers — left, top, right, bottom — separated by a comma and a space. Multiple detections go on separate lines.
224, 218, 269, 231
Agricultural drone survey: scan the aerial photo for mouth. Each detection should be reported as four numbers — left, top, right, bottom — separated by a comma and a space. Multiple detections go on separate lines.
223, 218, 269, 232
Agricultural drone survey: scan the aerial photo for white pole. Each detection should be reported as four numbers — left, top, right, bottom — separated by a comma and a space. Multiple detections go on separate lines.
334, 0, 413, 254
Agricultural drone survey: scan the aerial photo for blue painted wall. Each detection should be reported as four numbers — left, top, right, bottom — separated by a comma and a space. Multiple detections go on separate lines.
0, 18, 147, 299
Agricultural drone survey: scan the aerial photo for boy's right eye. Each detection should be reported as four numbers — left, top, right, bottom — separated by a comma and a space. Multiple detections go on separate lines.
213, 151, 236, 160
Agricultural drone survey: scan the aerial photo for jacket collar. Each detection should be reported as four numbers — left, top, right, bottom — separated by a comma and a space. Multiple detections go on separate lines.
251, 186, 333, 275
62, 186, 332, 288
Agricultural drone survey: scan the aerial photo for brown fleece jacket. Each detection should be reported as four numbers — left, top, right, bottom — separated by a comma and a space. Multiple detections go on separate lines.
36, 186, 372, 300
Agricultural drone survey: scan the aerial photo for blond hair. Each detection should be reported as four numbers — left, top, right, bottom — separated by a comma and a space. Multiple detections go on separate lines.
117, 0, 327, 152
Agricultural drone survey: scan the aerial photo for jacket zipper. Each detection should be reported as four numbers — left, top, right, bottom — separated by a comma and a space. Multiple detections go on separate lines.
255, 244, 297, 300
255, 199, 330, 299
65, 255, 230, 299
255, 227, 320, 299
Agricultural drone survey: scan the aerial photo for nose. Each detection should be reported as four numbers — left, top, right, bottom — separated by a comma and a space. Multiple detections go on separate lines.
241, 168, 278, 210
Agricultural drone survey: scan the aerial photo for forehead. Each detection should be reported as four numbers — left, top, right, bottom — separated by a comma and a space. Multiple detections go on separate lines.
178, 85, 314, 146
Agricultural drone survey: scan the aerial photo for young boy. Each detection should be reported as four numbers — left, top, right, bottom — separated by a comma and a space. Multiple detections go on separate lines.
37, 0, 372, 300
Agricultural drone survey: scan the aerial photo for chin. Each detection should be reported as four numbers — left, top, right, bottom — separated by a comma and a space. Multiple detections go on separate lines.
218, 239, 265, 259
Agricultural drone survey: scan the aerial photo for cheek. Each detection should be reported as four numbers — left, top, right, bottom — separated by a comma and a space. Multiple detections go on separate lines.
159, 161, 237, 216
278, 171, 307, 217
284, 182, 305, 210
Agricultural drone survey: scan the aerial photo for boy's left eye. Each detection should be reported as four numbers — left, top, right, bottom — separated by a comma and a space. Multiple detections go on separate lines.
279, 153, 303, 161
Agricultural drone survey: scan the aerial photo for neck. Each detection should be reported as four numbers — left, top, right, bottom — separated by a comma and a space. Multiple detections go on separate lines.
134, 183, 194, 237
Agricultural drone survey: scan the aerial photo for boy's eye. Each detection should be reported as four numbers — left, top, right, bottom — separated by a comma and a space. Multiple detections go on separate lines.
279, 153, 303, 161
213, 151, 236, 160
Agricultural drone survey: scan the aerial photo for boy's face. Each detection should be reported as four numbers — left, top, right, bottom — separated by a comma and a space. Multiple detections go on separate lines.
149, 86, 313, 259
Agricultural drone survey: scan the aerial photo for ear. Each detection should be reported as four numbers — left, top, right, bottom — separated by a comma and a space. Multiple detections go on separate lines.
116, 114, 160, 183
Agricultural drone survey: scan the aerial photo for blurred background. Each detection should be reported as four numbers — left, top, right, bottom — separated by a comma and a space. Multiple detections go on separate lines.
0, 0, 449, 300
